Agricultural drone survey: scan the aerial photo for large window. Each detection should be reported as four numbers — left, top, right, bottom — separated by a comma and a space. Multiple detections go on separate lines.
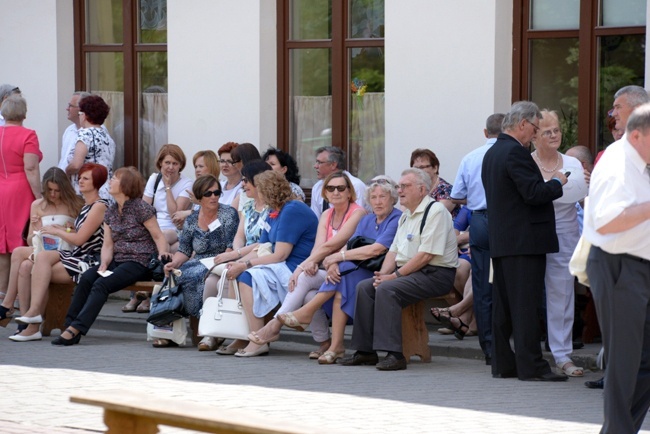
74, 0, 168, 176
278, 0, 385, 187
514, 0, 645, 153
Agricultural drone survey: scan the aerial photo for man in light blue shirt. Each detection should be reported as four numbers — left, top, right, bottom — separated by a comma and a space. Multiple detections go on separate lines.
450, 113, 504, 365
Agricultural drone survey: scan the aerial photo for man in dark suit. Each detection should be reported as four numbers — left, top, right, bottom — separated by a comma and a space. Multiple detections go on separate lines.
482, 101, 568, 381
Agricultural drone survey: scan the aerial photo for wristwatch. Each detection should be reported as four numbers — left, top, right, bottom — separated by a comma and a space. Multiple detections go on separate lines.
395, 269, 403, 278
245, 260, 253, 269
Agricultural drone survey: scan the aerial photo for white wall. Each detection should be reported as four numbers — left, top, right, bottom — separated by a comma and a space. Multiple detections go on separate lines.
168, 0, 277, 178
385, 0, 513, 183
0, 0, 75, 172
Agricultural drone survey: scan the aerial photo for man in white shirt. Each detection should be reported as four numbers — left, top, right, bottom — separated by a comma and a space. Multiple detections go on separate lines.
58, 92, 90, 169
310, 146, 366, 218
584, 102, 650, 433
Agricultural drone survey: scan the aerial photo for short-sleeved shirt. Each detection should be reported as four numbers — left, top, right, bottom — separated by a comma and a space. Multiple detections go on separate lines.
259, 200, 318, 271
143, 173, 193, 231
242, 199, 270, 245
430, 176, 460, 219
177, 205, 239, 259
390, 196, 459, 268
104, 198, 157, 266
72, 127, 115, 199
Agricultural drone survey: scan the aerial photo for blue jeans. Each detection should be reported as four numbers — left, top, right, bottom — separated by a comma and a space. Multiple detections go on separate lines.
66, 261, 151, 334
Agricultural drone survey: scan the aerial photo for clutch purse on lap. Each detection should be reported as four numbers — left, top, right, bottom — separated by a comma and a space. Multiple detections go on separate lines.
147, 269, 186, 327
198, 275, 250, 340
339, 236, 386, 276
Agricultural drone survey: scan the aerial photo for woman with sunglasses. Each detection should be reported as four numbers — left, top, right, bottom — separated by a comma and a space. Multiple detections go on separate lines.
240, 172, 366, 358
197, 160, 271, 351
153, 174, 239, 347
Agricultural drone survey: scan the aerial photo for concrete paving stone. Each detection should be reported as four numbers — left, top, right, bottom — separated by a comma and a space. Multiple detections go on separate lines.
0, 304, 645, 433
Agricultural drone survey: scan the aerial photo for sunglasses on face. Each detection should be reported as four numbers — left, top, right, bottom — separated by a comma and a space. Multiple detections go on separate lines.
203, 189, 222, 198
325, 185, 348, 193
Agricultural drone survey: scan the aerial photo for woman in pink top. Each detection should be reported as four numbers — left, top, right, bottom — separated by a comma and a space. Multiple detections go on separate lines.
240, 172, 365, 357
0, 95, 42, 308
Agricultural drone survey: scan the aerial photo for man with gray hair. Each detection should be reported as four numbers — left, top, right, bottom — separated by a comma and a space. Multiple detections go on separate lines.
310, 146, 366, 218
450, 112, 505, 366
584, 103, 650, 433
482, 101, 568, 381
58, 91, 91, 170
0, 84, 21, 127
341, 168, 458, 371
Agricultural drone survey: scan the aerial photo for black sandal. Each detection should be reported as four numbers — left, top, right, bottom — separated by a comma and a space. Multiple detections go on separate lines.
51, 328, 81, 346
449, 317, 470, 341
429, 307, 451, 324
0, 305, 13, 327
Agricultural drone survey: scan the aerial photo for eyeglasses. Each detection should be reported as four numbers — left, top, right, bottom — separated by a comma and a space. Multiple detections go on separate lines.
219, 159, 237, 165
541, 128, 561, 138
525, 119, 540, 134
414, 164, 432, 170
397, 183, 414, 190
324, 185, 348, 193
11, 87, 20, 93
203, 189, 221, 197
315, 160, 331, 166
241, 177, 249, 184
67, 103, 79, 109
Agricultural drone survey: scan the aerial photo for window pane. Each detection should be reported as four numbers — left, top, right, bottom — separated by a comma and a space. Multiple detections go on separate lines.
596, 34, 646, 151
139, 0, 167, 43
86, 0, 123, 44
87, 52, 124, 168
529, 38, 579, 150
139, 52, 168, 177
349, 0, 384, 38
290, 0, 331, 40
530, 0, 579, 30
289, 48, 332, 187
601, 0, 646, 27
349, 47, 384, 183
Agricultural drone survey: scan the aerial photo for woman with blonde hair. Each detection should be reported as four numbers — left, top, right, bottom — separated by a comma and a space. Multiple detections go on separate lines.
0, 167, 82, 328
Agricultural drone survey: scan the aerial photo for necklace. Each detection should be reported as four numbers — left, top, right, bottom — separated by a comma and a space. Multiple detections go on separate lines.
533, 151, 561, 173
331, 202, 351, 232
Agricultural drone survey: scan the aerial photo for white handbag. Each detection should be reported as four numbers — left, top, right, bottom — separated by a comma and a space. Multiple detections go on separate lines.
198, 275, 250, 340
569, 234, 592, 287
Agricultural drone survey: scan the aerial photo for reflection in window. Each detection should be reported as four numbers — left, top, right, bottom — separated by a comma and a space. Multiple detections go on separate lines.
529, 38, 579, 150
291, 0, 331, 40
597, 34, 645, 150
349, 0, 384, 38
140, 0, 167, 43
139, 52, 168, 177
86, 0, 123, 44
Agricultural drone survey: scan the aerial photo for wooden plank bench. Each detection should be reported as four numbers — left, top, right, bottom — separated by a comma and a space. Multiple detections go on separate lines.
401, 290, 461, 363
70, 390, 313, 434
43, 281, 202, 346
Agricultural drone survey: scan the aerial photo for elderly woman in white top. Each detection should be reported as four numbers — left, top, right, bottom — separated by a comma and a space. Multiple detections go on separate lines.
532, 109, 588, 377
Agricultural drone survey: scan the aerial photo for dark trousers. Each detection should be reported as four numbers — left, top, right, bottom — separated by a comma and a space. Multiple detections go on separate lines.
588, 246, 650, 434
351, 265, 455, 353
66, 261, 150, 334
491, 255, 551, 379
470, 211, 492, 358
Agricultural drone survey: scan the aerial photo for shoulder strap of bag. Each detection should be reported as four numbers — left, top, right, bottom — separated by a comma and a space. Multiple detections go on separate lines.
152, 172, 163, 207
419, 201, 435, 235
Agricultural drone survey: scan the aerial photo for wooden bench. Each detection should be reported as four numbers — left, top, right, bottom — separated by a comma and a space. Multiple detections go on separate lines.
43, 281, 202, 346
71, 390, 312, 434
401, 290, 461, 363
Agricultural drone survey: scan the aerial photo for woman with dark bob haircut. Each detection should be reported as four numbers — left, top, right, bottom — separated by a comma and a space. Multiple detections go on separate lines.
230, 143, 261, 211
52, 166, 170, 346
409, 148, 459, 218
262, 147, 305, 201
154, 175, 239, 347
65, 94, 115, 200
217, 142, 243, 206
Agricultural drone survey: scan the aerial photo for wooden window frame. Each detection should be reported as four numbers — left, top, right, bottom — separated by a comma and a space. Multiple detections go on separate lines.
73, 0, 167, 169
512, 0, 644, 154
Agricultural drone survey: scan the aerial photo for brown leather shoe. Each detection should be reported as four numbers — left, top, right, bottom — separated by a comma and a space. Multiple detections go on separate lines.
340, 352, 379, 366
375, 354, 407, 371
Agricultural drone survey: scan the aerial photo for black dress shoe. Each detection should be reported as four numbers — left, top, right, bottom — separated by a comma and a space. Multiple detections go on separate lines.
376, 354, 407, 371
492, 370, 518, 379
340, 352, 379, 366
485, 356, 492, 366
573, 341, 584, 350
585, 377, 604, 389
522, 372, 568, 382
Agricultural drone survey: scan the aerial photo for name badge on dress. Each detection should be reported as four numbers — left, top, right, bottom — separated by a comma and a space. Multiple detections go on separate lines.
262, 220, 271, 232
208, 219, 221, 232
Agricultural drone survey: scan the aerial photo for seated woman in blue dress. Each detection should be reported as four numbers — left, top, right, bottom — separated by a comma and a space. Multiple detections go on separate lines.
153, 174, 239, 348
218, 171, 317, 357
272, 176, 402, 364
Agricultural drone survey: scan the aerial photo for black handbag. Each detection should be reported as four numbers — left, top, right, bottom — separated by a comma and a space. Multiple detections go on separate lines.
147, 270, 186, 327
147, 253, 170, 281
339, 235, 386, 276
